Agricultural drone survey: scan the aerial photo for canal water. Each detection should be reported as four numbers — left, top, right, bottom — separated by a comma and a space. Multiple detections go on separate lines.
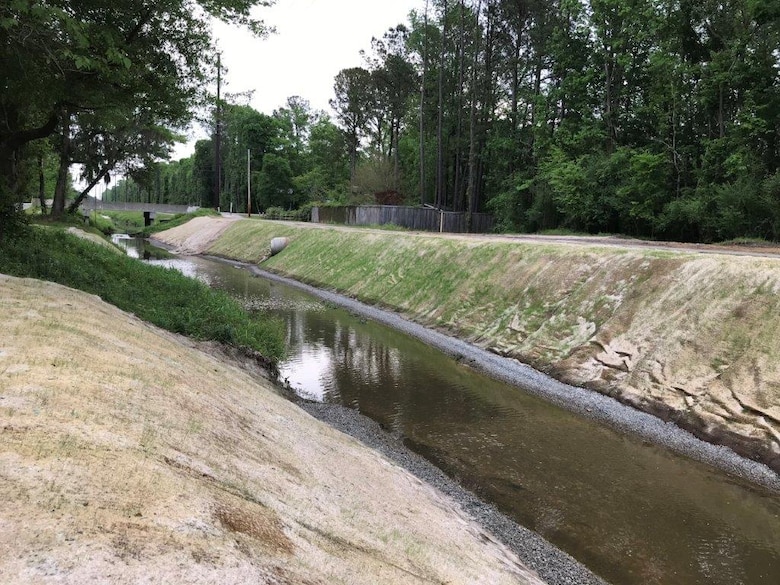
122, 237, 779, 585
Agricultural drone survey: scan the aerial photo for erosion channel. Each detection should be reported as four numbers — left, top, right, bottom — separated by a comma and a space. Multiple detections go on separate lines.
121, 236, 779, 585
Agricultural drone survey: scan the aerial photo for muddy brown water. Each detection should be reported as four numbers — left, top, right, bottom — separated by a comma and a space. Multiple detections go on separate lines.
130, 242, 780, 585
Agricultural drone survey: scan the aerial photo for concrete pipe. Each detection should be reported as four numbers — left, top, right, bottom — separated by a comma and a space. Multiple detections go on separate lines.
270, 237, 289, 256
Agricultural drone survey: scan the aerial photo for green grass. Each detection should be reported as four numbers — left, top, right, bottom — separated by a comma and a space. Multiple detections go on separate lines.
88, 212, 116, 235
718, 237, 776, 247
263, 207, 310, 222
363, 223, 408, 231
31, 210, 145, 237
0, 226, 285, 362
204, 219, 691, 365
76, 208, 220, 237
84, 210, 145, 235
32, 212, 104, 234
22, 207, 215, 238
536, 228, 592, 237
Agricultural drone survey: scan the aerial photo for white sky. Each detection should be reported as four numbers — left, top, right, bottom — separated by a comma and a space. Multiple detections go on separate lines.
174, 0, 423, 159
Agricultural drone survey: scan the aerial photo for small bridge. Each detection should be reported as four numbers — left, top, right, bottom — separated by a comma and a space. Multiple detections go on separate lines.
80, 197, 200, 226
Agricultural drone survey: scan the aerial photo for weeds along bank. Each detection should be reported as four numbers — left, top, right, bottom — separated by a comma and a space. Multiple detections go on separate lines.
0, 226, 284, 363
157, 218, 780, 473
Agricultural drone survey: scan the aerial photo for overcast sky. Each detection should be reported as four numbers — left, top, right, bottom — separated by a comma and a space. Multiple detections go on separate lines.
174, 0, 423, 158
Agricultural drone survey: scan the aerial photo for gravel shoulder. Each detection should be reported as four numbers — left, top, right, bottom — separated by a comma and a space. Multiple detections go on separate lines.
269, 218, 780, 259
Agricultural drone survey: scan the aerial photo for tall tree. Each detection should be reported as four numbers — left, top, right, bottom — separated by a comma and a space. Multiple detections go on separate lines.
330, 67, 375, 181
0, 0, 271, 231
364, 26, 419, 190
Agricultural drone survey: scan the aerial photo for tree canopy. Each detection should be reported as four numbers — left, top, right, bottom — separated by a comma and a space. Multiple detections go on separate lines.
38, 0, 779, 244
0, 0, 271, 234
320, 0, 779, 242
103, 96, 350, 213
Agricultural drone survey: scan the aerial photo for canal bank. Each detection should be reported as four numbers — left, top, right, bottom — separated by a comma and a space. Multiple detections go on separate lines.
141, 251, 779, 585
247, 264, 780, 493
0, 273, 550, 585
154, 216, 780, 477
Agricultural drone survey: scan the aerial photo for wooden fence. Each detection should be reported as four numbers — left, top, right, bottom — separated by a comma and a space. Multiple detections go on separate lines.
311, 205, 494, 234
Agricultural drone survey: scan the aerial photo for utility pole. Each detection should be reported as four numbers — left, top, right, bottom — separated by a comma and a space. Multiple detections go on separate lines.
214, 52, 222, 211
247, 148, 251, 218
419, 0, 428, 206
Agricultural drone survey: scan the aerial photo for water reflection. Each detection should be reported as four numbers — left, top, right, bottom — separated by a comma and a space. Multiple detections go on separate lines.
147, 253, 780, 585
112, 234, 173, 262
111, 234, 138, 257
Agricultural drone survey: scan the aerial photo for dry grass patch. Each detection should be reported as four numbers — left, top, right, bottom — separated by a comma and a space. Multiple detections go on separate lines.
0, 274, 543, 585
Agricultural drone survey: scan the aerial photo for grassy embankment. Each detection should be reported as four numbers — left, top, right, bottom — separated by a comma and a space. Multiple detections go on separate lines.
166, 218, 780, 472
0, 226, 284, 362
0, 270, 542, 585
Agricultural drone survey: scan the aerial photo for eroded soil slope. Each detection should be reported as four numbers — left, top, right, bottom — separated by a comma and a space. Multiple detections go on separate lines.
0, 274, 542, 585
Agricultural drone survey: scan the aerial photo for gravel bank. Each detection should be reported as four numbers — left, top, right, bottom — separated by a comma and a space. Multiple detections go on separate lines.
194, 257, 780, 585
300, 400, 607, 585
247, 264, 780, 493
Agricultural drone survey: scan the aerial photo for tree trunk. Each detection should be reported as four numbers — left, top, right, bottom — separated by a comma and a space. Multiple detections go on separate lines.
67, 167, 112, 213
466, 0, 483, 229
510, 28, 520, 175
529, 54, 542, 151
474, 2, 496, 214
604, 60, 614, 152
37, 154, 47, 213
453, 0, 466, 212
214, 53, 222, 209
0, 149, 18, 242
52, 111, 72, 217
419, 0, 429, 205
349, 130, 358, 184
0, 110, 59, 153
392, 119, 400, 190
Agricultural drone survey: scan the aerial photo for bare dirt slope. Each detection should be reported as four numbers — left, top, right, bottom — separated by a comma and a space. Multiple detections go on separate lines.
0, 274, 543, 585
158, 215, 240, 254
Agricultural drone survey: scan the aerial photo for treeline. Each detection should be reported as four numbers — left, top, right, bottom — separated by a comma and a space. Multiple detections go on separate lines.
113, 0, 779, 242
103, 98, 350, 212
5, 1, 777, 244
0, 0, 271, 240
384, 0, 778, 242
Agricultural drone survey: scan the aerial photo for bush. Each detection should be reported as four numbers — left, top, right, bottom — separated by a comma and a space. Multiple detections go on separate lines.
263, 206, 311, 221
87, 212, 116, 235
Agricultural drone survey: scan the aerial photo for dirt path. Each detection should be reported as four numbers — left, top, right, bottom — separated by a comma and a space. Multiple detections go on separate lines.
161, 215, 240, 254
236, 216, 780, 259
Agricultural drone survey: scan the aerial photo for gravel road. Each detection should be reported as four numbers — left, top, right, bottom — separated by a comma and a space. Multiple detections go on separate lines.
261, 218, 780, 259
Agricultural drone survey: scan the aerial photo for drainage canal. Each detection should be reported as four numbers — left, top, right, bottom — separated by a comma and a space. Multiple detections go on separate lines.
124, 241, 778, 585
